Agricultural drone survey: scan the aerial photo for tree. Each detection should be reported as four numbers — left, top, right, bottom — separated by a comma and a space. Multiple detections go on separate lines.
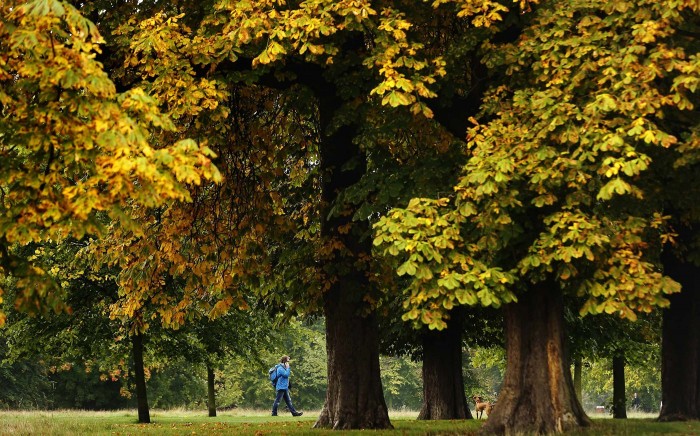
0, 0, 220, 325
660, 248, 700, 421
0, 336, 53, 409
185, 308, 278, 417
566, 300, 662, 418
375, 1, 698, 433
379, 355, 423, 411
1, 258, 134, 411
611, 353, 627, 419
468, 346, 505, 401
378, 297, 507, 420
417, 309, 471, 420
581, 353, 662, 414
1, 239, 191, 423
644, 4, 700, 422
378, 299, 503, 420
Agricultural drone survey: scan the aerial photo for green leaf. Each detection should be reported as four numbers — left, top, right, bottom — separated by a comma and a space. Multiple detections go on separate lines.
396, 260, 417, 276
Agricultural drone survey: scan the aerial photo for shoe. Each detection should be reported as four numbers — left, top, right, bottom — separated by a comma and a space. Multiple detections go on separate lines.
292, 412, 303, 417
271, 413, 278, 416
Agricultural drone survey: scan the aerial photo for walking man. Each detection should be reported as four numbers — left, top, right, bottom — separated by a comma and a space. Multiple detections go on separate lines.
271, 355, 303, 417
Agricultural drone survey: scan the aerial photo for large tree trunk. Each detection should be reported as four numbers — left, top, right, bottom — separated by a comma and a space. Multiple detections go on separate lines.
612, 354, 627, 419
132, 333, 150, 424
481, 286, 590, 435
659, 254, 700, 421
312, 88, 391, 430
418, 310, 472, 420
315, 283, 391, 429
207, 363, 217, 417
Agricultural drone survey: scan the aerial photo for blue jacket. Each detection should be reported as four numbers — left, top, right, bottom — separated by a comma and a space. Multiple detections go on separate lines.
274, 364, 290, 390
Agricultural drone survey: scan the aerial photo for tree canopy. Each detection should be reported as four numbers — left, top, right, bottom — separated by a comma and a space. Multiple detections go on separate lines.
374, 0, 699, 328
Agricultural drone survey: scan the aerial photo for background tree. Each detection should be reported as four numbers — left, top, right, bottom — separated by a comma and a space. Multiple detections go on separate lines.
183, 308, 278, 417
0, 240, 214, 422
582, 354, 662, 414
379, 356, 423, 411
378, 287, 503, 420
468, 346, 505, 402
566, 301, 662, 418
0, 337, 53, 409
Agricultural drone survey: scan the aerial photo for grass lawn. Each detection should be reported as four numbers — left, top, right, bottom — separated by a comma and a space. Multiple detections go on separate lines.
0, 409, 698, 435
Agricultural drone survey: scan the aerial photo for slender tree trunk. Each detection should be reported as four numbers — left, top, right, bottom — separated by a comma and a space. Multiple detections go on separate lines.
481, 285, 590, 435
573, 357, 582, 403
418, 309, 472, 420
132, 333, 150, 424
612, 354, 627, 419
207, 363, 217, 417
312, 89, 391, 430
659, 254, 700, 421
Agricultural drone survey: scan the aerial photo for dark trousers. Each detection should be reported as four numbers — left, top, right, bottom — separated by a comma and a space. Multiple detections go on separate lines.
271, 389, 298, 415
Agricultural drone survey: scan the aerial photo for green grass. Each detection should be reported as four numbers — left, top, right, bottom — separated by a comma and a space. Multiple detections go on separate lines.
0, 409, 698, 435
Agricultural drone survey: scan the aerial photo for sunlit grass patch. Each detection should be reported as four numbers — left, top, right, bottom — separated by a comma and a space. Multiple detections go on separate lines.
388, 408, 420, 419
586, 411, 659, 419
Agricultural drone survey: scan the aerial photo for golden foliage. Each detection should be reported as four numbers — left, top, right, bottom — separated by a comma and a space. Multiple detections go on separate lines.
0, 0, 221, 323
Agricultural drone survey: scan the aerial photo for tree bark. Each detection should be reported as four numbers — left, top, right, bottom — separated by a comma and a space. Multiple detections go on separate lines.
659, 254, 700, 421
481, 285, 590, 435
573, 357, 582, 403
612, 354, 627, 419
314, 283, 392, 429
312, 86, 391, 430
207, 363, 217, 417
132, 333, 150, 424
418, 309, 472, 420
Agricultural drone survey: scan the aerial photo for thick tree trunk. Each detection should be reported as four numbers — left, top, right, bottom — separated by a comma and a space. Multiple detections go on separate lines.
573, 357, 582, 403
481, 285, 590, 435
132, 333, 150, 424
659, 254, 700, 421
612, 354, 627, 419
418, 310, 472, 420
207, 363, 217, 417
312, 88, 391, 430
314, 283, 392, 429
